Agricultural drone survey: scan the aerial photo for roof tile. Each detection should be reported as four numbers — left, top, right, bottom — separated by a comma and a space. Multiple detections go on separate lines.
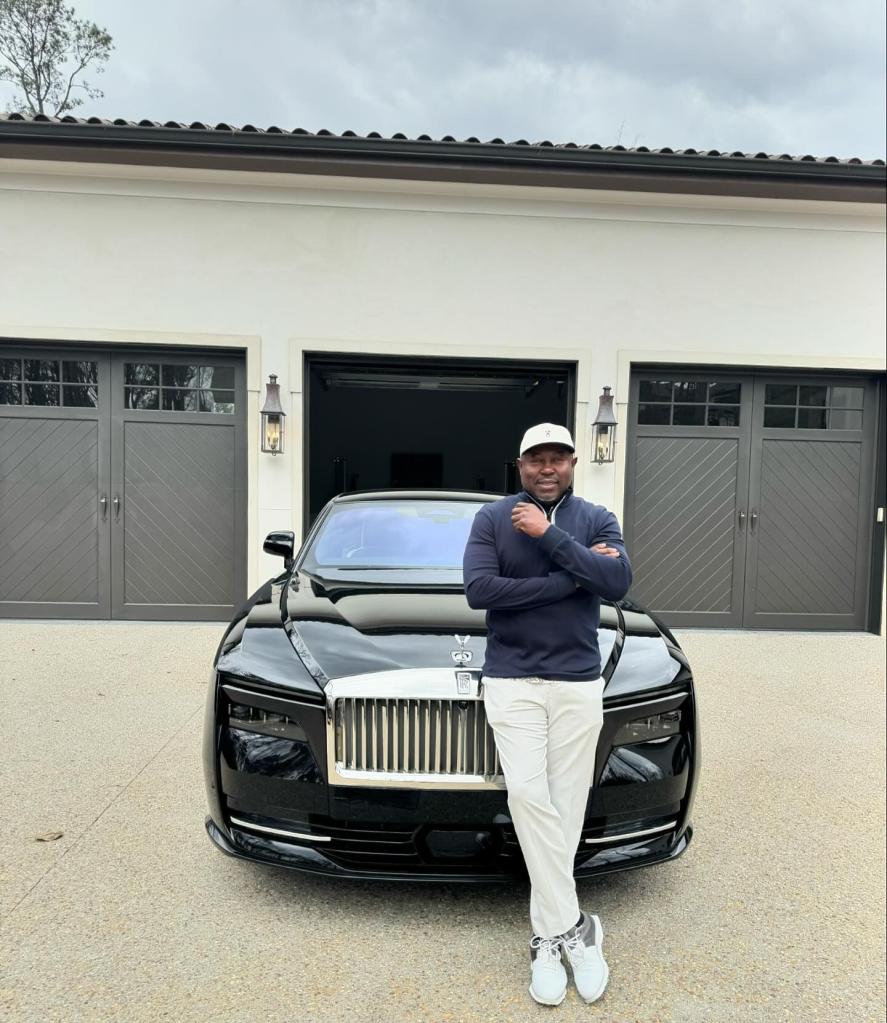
0, 113, 883, 166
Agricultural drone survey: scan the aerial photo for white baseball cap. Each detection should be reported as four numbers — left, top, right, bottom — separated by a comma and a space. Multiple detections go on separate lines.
519, 423, 575, 457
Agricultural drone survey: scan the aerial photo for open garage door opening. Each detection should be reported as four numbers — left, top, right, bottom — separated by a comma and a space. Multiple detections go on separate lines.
305, 354, 575, 526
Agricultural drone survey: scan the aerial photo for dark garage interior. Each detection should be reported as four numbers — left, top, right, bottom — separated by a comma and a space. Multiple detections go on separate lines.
306, 355, 575, 524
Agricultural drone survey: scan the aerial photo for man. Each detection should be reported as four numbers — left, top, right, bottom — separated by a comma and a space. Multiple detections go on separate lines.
462, 422, 632, 1007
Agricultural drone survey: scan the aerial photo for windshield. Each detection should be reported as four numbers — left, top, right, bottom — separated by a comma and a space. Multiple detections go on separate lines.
303, 499, 487, 571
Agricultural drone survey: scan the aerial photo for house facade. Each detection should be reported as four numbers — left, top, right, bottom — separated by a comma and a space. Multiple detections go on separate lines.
1, 116, 884, 630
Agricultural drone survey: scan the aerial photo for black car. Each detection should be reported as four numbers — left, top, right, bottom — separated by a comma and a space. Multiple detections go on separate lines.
203, 491, 699, 881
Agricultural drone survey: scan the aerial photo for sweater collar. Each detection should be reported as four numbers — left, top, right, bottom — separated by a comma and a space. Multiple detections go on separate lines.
521, 486, 574, 517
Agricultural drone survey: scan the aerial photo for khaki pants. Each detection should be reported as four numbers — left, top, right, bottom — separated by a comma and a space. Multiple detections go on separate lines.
482, 676, 605, 939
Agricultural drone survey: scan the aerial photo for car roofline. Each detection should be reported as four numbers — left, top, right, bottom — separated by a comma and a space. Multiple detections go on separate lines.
330, 489, 502, 503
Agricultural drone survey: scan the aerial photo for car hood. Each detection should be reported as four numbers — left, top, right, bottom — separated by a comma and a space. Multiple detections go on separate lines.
285, 570, 625, 687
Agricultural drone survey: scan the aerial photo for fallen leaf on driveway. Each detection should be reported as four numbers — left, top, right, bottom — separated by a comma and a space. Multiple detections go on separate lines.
34, 831, 64, 842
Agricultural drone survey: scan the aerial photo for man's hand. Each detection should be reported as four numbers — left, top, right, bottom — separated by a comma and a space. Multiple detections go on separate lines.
511, 501, 550, 537
592, 543, 621, 558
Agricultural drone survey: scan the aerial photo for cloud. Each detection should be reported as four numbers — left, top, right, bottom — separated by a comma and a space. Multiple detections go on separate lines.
4, 0, 882, 157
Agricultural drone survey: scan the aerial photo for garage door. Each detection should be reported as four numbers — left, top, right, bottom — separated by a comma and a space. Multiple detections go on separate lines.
624, 369, 881, 630
0, 346, 246, 620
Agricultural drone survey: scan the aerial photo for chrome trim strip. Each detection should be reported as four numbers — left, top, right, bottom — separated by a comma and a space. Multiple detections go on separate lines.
327, 669, 483, 702
333, 766, 507, 790
604, 693, 686, 714
435, 700, 443, 772
584, 820, 677, 844
228, 815, 332, 843
222, 684, 323, 711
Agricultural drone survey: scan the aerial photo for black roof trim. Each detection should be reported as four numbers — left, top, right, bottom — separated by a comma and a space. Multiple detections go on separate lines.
1, 114, 883, 201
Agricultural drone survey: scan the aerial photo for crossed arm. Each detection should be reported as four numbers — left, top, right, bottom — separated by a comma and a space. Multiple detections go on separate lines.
536, 512, 633, 601
462, 505, 633, 611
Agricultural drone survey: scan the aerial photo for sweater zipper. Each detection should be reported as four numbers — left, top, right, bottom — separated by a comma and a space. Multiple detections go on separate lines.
525, 491, 569, 525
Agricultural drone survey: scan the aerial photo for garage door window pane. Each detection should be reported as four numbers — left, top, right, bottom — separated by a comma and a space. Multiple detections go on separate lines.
709, 382, 741, 404
829, 409, 863, 430
125, 363, 159, 385
162, 388, 199, 411
672, 404, 706, 425
125, 387, 159, 410
63, 360, 98, 384
673, 381, 707, 403
0, 359, 21, 380
63, 385, 99, 407
0, 382, 22, 404
199, 366, 235, 390
764, 407, 795, 428
707, 405, 740, 427
199, 390, 235, 414
162, 365, 200, 388
799, 385, 827, 406
829, 386, 864, 409
25, 383, 60, 406
639, 379, 672, 402
765, 384, 796, 405
637, 403, 670, 425
24, 359, 60, 382
797, 408, 827, 430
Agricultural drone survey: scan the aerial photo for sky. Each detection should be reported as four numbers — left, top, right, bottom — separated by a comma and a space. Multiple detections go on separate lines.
2, 0, 885, 159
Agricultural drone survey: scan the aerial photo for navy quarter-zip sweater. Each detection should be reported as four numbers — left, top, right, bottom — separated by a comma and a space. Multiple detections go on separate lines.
462, 489, 632, 681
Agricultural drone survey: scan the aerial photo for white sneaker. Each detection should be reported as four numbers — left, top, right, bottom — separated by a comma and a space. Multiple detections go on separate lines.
529, 934, 567, 1006
562, 912, 609, 1003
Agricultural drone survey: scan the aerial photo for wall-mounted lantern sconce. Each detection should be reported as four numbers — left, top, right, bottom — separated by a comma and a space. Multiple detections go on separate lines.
260, 374, 286, 455
592, 386, 618, 464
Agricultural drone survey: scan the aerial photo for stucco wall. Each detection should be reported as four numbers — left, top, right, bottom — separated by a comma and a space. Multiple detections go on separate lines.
0, 159, 884, 589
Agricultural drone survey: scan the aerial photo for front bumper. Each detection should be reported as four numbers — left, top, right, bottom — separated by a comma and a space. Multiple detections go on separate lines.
206, 814, 693, 883
205, 673, 700, 881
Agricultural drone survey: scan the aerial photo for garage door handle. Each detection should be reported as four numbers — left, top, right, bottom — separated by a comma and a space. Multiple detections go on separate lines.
737, 509, 746, 531
99, 495, 107, 521
750, 509, 758, 532
113, 495, 120, 520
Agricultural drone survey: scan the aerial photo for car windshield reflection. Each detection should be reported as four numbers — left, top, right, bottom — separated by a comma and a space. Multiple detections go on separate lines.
302, 499, 487, 572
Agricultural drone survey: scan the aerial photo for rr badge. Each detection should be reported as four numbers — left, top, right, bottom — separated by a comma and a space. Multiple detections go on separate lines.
455, 671, 473, 695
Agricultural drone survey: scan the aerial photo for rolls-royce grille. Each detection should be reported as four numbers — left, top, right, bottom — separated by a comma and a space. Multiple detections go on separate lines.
334, 697, 501, 782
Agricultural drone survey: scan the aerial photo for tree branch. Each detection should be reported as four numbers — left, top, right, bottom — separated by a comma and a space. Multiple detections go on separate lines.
0, 0, 112, 115
55, 53, 88, 114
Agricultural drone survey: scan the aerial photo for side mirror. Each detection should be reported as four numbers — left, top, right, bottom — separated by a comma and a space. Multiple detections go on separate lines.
263, 530, 295, 571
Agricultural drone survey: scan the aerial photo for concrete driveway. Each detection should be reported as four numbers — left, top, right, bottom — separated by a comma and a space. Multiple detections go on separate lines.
0, 622, 884, 1023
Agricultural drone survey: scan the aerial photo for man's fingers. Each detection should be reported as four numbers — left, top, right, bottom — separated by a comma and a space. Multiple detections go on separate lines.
593, 543, 620, 558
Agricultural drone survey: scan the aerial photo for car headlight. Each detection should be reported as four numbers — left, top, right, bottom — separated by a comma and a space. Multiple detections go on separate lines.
228, 702, 308, 741
613, 709, 681, 745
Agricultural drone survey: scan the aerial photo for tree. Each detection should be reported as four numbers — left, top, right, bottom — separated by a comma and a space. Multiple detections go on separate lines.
0, 0, 112, 116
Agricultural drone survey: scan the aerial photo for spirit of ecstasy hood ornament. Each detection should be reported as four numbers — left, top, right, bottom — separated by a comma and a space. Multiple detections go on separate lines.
451, 635, 472, 665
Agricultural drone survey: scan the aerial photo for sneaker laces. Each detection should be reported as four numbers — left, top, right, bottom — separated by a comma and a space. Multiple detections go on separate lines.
530, 934, 562, 965
562, 930, 588, 962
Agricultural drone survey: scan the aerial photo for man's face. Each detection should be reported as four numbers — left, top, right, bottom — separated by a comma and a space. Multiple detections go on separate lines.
517, 444, 577, 502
